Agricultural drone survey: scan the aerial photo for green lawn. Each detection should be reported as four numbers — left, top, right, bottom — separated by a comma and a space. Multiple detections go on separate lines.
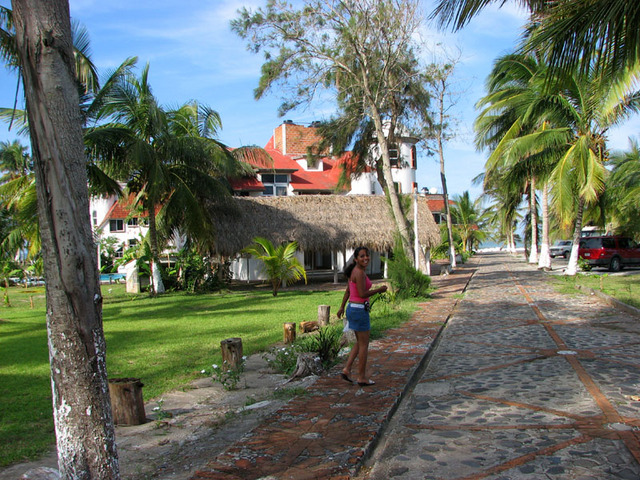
0, 283, 419, 467
550, 272, 640, 310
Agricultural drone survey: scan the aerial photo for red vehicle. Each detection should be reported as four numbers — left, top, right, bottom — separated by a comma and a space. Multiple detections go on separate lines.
578, 235, 640, 271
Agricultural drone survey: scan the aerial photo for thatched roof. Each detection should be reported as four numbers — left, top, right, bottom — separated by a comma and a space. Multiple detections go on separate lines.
212, 195, 441, 256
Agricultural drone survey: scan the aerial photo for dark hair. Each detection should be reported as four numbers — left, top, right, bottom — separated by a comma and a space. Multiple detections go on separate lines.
343, 246, 369, 280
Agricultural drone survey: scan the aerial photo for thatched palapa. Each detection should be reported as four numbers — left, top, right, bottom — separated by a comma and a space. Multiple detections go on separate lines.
212, 195, 441, 256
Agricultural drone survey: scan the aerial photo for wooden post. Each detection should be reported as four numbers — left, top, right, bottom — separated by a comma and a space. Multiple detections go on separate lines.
318, 305, 330, 327
108, 378, 146, 425
283, 322, 296, 344
220, 337, 243, 371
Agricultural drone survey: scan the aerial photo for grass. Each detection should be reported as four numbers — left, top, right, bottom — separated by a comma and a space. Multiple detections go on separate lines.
0, 282, 421, 467
550, 273, 640, 310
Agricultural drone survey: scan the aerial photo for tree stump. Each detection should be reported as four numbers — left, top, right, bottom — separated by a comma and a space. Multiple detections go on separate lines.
287, 352, 323, 382
283, 322, 296, 344
318, 305, 330, 327
108, 378, 146, 425
220, 337, 243, 370
300, 321, 319, 333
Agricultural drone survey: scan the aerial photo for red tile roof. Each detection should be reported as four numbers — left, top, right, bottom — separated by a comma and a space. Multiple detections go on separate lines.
234, 126, 350, 194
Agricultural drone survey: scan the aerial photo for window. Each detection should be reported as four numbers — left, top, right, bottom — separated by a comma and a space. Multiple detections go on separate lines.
389, 146, 399, 167
127, 217, 138, 227
109, 219, 124, 232
411, 146, 417, 169
92, 210, 97, 226
114, 246, 124, 258
261, 173, 289, 196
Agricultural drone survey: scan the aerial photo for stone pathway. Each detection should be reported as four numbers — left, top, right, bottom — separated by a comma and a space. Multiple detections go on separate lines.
189, 260, 476, 479
364, 252, 640, 480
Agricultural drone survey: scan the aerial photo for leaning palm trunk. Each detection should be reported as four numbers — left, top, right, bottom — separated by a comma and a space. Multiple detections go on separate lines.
566, 197, 585, 276
13, 1, 119, 477
537, 182, 551, 270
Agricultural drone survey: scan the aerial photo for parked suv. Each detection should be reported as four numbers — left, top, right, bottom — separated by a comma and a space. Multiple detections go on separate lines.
578, 235, 640, 271
550, 240, 572, 258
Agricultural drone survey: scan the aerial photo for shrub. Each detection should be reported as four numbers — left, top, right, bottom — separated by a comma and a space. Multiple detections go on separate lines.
297, 324, 343, 369
263, 344, 301, 375
384, 247, 432, 299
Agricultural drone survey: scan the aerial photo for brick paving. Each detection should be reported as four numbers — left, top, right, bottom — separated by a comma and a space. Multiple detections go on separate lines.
190, 260, 476, 479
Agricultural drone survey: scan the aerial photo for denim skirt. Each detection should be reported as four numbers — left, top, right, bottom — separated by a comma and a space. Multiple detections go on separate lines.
346, 303, 370, 332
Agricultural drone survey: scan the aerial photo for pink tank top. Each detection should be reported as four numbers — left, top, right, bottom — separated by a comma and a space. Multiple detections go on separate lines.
349, 276, 372, 303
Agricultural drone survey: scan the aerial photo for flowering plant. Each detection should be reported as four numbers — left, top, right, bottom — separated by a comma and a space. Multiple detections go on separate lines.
263, 344, 300, 375
211, 356, 246, 390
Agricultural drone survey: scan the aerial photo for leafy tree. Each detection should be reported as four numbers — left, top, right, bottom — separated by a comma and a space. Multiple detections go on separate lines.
232, 0, 429, 264
423, 55, 462, 269
11, 1, 119, 476
242, 237, 307, 296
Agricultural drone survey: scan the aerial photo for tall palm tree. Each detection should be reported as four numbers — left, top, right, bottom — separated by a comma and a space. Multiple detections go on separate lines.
549, 68, 640, 274
475, 53, 566, 267
87, 63, 262, 294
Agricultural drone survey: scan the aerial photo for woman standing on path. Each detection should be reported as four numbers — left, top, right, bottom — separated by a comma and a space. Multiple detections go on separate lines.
336, 246, 387, 386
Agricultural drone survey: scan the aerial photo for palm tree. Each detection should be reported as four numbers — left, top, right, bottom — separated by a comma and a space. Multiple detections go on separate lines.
603, 139, 640, 236
475, 53, 566, 266
431, 0, 640, 79
0, 140, 39, 271
450, 191, 485, 252
549, 68, 640, 274
242, 237, 307, 296
87, 63, 262, 294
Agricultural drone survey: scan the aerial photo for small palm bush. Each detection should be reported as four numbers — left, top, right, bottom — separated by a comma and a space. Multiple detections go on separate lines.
242, 237, 307, 296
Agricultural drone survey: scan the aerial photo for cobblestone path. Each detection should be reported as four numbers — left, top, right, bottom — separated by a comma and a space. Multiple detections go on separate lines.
365, 253, 640, 480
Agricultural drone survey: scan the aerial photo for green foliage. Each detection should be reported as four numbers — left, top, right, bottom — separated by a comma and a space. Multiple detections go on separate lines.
242, 237, 307, 296
384, 247, 432, 299
577, 257, 592, 271
265, 324, 344, 373
296, 324, 343, 370
167, 247, 231, 293
263, 344, 301, 376
211, 357, 246, 391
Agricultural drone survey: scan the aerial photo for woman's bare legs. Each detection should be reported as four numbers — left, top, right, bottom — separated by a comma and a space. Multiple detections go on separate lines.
355, 330, 370, 384
343, 341, 359, 379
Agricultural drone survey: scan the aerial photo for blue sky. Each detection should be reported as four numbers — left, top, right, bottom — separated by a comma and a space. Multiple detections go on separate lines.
0, 0, 638, 199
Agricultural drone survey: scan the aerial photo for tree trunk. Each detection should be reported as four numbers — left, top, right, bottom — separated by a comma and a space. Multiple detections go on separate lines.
108, 378, 146, 426
283, 322, 296, 344
146, 207, 165, 295
220, 337, 243, 371
566, 197, 585, 276
435, 77, 457, 270
369, 103, 415, 263
537, 182, 551, 270
528, 175, 539, 264
317, 305, 330, 327
12, 1, 119, 478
